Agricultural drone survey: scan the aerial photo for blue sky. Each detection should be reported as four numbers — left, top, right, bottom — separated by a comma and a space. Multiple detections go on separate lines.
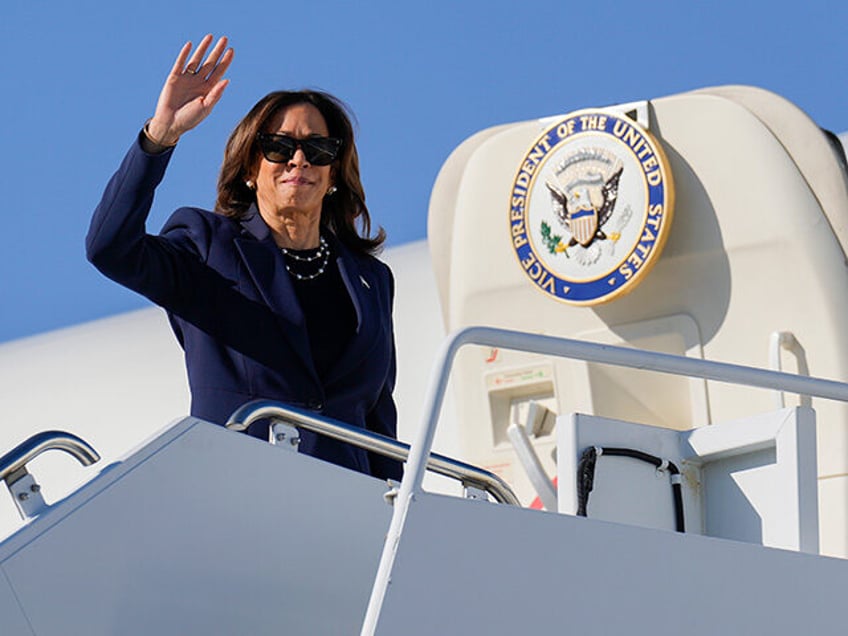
1, 0, 846, 343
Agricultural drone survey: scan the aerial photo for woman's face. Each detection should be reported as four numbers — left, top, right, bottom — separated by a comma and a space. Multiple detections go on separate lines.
253, 102, 334, 224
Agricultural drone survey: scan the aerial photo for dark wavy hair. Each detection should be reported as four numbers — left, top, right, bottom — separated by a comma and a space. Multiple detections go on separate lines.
215, 90, 385, 255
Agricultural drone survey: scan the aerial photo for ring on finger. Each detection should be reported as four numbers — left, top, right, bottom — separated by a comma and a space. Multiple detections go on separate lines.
185, 66, 199, 75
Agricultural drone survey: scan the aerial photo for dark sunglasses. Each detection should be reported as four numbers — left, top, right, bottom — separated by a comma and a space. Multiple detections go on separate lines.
256, 132, 342, 166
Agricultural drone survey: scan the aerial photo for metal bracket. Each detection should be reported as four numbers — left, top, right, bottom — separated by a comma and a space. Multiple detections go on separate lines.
269, 421, 301, 452
383, 479, 400, 506
463, 484, 489, 502
6, 467, 48, 520
602, 99, 651, 129
0, 430, 100, 521
538, 99, 652, 132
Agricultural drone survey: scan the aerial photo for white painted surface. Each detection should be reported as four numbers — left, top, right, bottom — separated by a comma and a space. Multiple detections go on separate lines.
686, 407, 820, 552
558, 408, 819, 552
381, 240, 458, 458
0, 418, 392, 635
373, 492, 848, 635
428, 85, 848, 554
0, 308, 189, 538
0, 569, 34, 635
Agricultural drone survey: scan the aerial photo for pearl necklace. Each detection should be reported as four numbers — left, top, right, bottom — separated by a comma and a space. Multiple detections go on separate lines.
281, 236, 330, 281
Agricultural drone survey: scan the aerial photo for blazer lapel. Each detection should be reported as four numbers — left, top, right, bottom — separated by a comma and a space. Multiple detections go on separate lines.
234, 207, 317, 379
324, 241, 383, 387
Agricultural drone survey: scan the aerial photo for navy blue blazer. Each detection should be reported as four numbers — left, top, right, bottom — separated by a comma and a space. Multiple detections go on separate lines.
86, 136, 402, 481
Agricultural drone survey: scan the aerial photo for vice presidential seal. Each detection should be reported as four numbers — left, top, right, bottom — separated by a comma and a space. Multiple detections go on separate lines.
509, 109, 674, 305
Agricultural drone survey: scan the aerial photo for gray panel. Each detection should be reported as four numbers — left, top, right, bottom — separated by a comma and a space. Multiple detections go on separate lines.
2, 419, 391, 635
375, 493, 848, 634
0, 566, 35, 635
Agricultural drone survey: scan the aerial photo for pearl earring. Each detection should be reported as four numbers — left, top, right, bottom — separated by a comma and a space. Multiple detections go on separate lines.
245, 180, 256, 190
326, 185, 337, 196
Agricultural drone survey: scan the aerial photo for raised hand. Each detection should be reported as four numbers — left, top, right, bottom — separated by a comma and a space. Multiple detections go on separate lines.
146, 35, 234, 147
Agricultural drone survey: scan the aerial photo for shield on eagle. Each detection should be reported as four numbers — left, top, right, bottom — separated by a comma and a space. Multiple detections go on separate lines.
567, 201, 599, 247
546, 148, 623, 249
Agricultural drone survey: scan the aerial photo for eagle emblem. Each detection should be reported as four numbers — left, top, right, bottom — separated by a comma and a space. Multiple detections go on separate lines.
508, 108, 674, 305
545, 148, 623, 251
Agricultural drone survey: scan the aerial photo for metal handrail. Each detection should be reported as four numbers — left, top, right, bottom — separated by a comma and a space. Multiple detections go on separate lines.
360, 326, 848, 634
225, 399, 520, 506
402, 326, 848, 502
769, 331, 812, 409
0, 431, 101, 484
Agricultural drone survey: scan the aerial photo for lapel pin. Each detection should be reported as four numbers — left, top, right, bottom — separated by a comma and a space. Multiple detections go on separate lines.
359, 275, 371, 289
